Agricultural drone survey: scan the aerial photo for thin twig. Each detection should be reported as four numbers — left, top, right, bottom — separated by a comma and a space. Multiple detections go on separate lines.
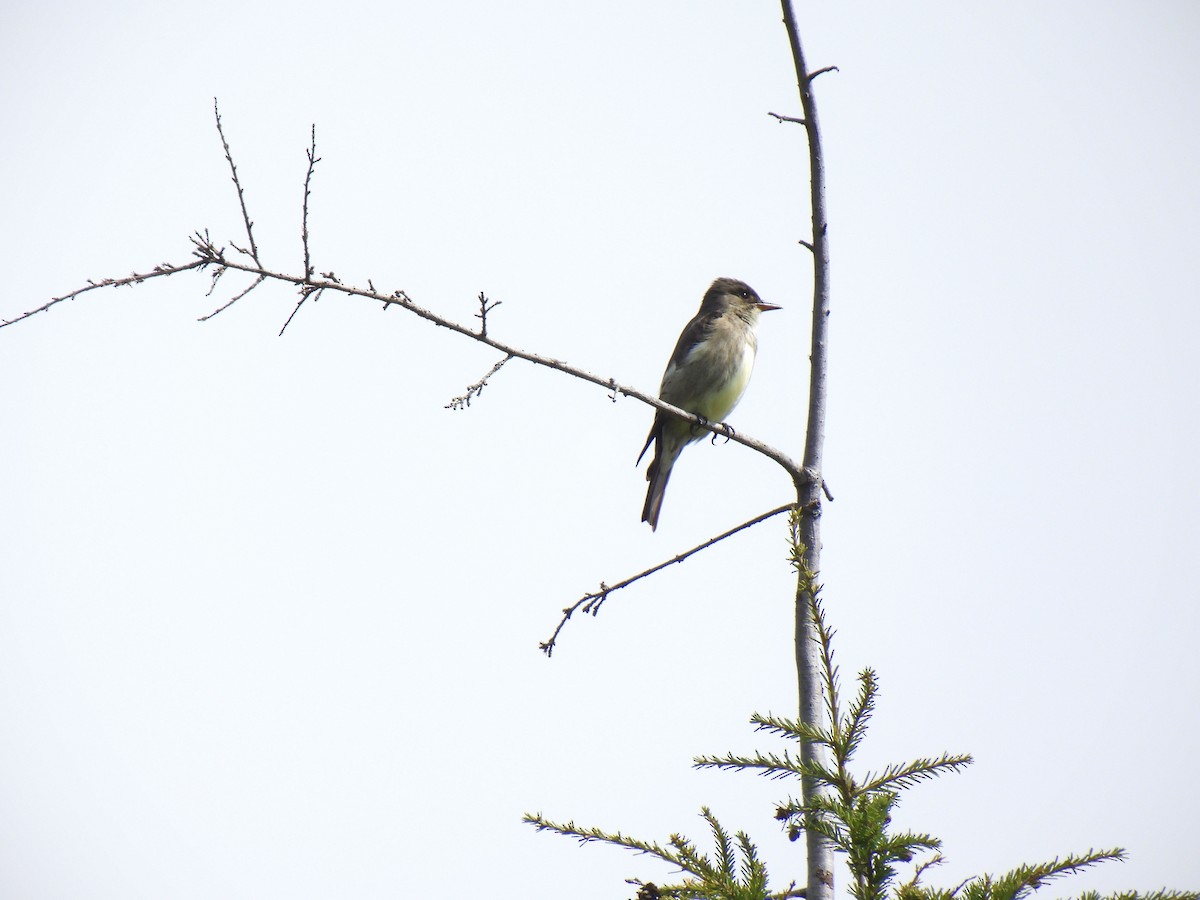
198, 274, 267, 322
301, 125, 319, 280
446, 355, 514, 409
213, 99, 260, 266
769, 111, 807, 125
205, 264, 226, 297
539, 504, 796, 656
280, 286, 321, 336
1, 261, 207, 329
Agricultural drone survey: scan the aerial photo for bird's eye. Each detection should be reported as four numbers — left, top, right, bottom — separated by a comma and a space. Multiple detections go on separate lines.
740, 289, 751, 299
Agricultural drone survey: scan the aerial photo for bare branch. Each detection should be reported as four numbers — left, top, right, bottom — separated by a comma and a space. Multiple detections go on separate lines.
446, 354, 514, 409
147, 256, 807, 481
769, 111, 807, 125
8, 106, 806, 484
539, 504, 796, 656
213, 99, 260, 266
104, 247, 807, 481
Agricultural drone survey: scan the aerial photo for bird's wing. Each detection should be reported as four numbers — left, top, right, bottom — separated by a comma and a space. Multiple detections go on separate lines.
636, 416, 660, 466
659, 308, 721, 393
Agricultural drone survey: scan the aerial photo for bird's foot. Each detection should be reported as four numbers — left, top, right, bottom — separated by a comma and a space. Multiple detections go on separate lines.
711, 422, 735, 444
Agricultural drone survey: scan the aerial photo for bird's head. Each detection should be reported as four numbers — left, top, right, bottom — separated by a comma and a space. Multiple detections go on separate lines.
706, 277, 781, 317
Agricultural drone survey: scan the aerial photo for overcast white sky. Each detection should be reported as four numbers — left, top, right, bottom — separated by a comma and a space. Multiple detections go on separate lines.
2, 2, 1198, 898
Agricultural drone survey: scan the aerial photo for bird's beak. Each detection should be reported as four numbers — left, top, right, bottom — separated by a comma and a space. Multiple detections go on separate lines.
756, 302, 782, 312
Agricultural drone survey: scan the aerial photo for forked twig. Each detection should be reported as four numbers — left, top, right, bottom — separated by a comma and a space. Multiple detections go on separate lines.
476, 291, 501, 338
446, 355, 514, 409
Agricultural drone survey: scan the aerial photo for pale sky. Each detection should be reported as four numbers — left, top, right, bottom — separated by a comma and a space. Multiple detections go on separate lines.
2, 2, 1198, 898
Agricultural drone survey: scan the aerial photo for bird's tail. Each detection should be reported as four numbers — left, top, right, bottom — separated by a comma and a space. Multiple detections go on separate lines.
641, 451, 674, 531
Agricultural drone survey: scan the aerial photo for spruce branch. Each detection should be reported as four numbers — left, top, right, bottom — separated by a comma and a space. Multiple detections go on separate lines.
697, 589, 973, 900
841, 668, 877, 760
854, 756, 974, 796
897, 855, 947, 895
749, 710, 828, 744
523, 812, 690, 869
981, 851, 1127, 900
523, 808, 804, 900
531, 558, 1174, 900
694, 747, 823, 783
917, 851, 1134, 900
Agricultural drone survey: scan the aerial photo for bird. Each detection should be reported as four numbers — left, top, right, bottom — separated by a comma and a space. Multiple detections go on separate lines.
637, 277, 780, 530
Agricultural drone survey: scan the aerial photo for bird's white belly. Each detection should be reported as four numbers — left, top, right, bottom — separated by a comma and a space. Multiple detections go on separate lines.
693, 342, 756, 422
